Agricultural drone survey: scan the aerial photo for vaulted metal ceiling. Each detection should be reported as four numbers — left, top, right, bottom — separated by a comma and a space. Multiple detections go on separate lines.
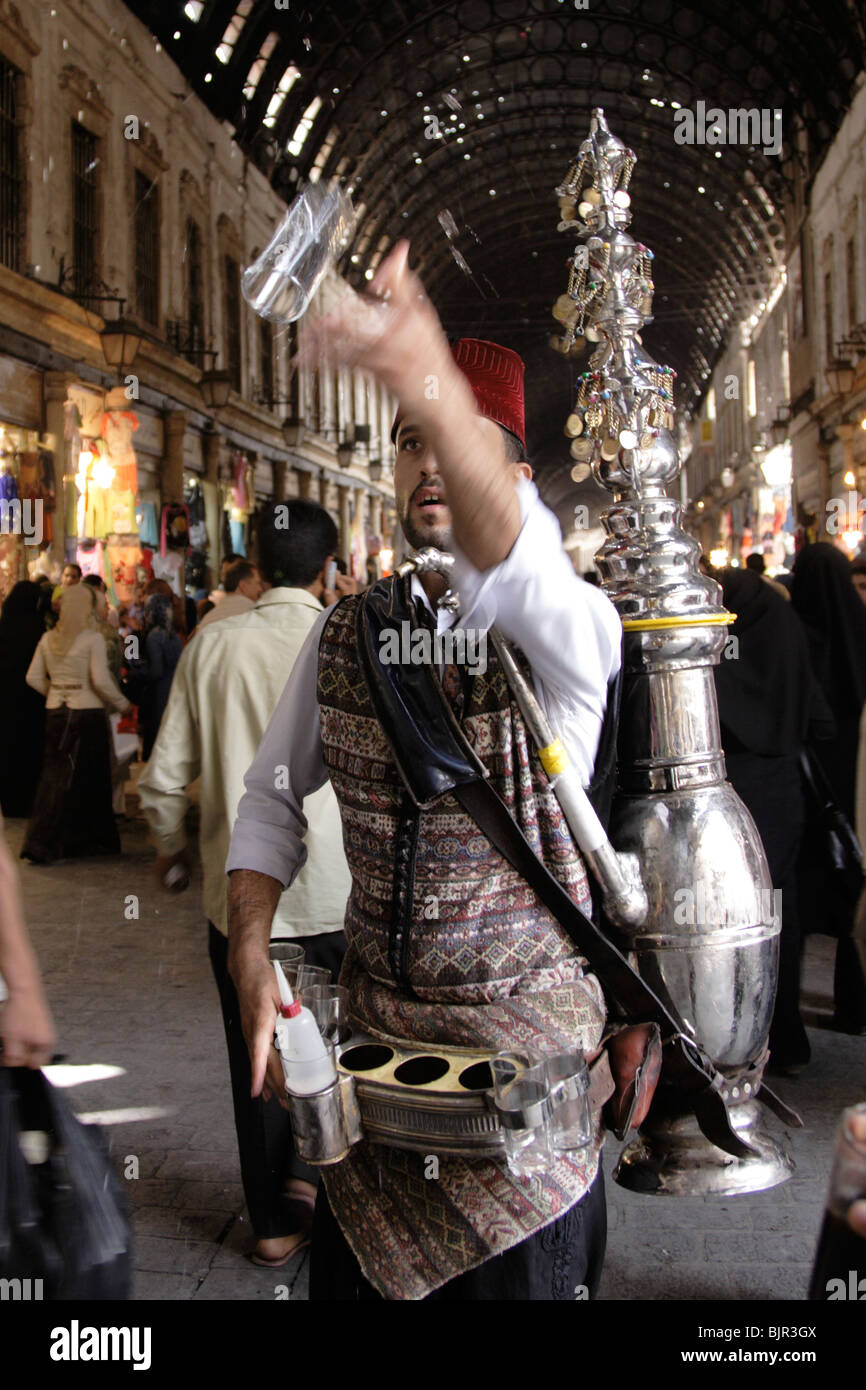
124, 0, 866, 516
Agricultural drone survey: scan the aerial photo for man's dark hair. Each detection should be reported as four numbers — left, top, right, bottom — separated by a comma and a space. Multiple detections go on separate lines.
222, 552, 243, 567
82, 573, 106, 591
745, 552, 765, 574
223, 559, 258, 594
500, 425, 527, 465
256, 500, 339, 587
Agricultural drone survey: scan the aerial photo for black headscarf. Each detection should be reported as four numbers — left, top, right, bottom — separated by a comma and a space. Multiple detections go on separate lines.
790, 542, 866, 721
0, 581, 44, 678
714, 567, 817, 757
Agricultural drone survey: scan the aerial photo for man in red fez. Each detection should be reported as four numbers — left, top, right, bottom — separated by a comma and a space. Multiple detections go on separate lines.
227, 242, 623, 1301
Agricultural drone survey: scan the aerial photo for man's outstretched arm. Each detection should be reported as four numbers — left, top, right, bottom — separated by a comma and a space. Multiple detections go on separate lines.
226, 614, 331, 1100
301, 241, 520, 571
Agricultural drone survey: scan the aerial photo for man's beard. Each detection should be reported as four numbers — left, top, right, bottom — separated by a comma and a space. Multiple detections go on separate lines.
400, 508, 453, 555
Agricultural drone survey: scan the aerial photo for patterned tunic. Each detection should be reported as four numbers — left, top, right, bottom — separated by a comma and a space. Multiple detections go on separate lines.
317, 590, 607, 1299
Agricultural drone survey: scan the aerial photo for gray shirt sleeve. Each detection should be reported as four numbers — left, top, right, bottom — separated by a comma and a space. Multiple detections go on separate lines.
226, 607, 332, 887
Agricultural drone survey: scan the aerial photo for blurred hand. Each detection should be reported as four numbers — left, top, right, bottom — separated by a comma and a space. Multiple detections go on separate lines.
297, 241, 457, 422
155, 851, 190, 893
323, 572, 358, 607
1, 984, 57, 1068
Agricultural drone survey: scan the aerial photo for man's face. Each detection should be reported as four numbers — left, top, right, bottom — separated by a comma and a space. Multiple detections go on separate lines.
853, 572, 866, 607
237, 568, 263, 602
61, 566, 80, 587
394, 420, 452, 552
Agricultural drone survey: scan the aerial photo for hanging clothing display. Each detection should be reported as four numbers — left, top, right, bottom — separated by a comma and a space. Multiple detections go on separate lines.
184, 478, 208, 550
76, 540, 105, 580
0, 462, 17, 503
160, 503, 191, 554
152, 548, 184, 597
100, 410, 139, 493
0, 427, 56, 596
136, 501, 159, 548
107, 544, 141, 604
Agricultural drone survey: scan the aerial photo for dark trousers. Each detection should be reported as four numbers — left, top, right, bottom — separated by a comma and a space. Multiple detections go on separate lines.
207, 923, 345, 1240
310, 1169, 607, 1301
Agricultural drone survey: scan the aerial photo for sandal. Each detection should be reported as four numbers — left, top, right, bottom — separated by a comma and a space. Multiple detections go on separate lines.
249, 1181, 317, 1267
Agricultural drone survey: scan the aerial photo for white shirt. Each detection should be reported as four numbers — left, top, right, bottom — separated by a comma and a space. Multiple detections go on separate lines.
137, 587, 351, 937
196, 593, 256, 629
227, 479, 622, 891
26, 630, 128, 713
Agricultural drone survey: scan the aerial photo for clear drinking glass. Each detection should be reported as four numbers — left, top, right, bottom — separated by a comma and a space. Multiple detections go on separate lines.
241, 180, 355, 325
491, 1052, 553, 1178
544, 1049, 592, 1154
295, 964, 331, 996
301, 984, 352, 1045
809, 1103, 866, 1299
268, 941, 305, 996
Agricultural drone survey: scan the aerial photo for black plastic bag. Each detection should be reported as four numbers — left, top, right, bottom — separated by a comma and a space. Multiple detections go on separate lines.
0, 1066, 131, 1299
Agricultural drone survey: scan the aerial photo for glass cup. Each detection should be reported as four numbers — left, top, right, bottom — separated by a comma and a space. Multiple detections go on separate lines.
241, 180, 356, 325
544, 1049, 592, 1154
491, 1052, 553, 1178
296, 964, 332, 995
268, 942, 305, 999
301, 984, 352, 1045
809, 1103, 866, 1299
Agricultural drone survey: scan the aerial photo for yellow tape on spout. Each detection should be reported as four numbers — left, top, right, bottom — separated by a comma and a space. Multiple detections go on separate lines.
539, 739, 569, 776
621, 612, 734, 631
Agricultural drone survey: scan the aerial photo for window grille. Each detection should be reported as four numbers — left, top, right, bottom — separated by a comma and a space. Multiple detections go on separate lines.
0, 57, 21, 272
224, 254, 241, 391
72, 122, 98, 298
259, 317, 273, 402
186, 217, 204, 356
134, 170, 159, 324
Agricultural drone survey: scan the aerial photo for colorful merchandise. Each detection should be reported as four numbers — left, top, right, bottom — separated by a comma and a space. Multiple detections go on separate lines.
100, 411, 139, 493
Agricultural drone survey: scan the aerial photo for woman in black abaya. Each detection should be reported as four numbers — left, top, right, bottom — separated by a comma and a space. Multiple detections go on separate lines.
714, 566, 825, 1072
791, 543, 866, 1033
0, 582, 46, 817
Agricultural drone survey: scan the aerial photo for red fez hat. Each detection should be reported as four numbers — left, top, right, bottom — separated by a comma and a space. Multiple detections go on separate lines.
391, 337, 526, 449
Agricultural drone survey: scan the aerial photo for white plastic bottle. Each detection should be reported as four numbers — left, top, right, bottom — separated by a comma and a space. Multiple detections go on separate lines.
273, 963, 337, 1096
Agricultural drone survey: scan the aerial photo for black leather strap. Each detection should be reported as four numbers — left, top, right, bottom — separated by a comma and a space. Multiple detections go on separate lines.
354, 581, 755, 1156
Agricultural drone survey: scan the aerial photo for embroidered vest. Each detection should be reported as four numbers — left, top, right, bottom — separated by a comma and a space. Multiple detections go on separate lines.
317, 583, 607, 1300
317, 586, 593, 1012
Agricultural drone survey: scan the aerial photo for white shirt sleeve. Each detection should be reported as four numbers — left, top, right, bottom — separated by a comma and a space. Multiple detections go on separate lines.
450, 478, 622, 785
25, 637, 49, 697
226, 608, 332, 887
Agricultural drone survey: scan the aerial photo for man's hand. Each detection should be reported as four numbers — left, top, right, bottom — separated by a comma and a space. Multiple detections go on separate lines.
299, 241, 471, 430
1, 983, 57, 1068
231, 950, 287, 1104
323, 571, 358, 607
227, 869, 285, 1101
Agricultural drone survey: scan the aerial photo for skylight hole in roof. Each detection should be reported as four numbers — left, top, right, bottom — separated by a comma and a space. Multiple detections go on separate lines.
243, 34, 279, 99
287, 96, 323, 157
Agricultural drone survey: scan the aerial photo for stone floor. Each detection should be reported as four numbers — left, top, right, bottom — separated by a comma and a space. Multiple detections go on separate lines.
6, 809, 865, 1302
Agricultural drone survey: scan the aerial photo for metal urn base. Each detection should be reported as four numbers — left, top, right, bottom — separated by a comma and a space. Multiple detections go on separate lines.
613, 1098, 795, 1197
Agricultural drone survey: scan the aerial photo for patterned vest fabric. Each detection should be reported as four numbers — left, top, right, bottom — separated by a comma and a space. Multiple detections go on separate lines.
317, 586, 607, 1300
